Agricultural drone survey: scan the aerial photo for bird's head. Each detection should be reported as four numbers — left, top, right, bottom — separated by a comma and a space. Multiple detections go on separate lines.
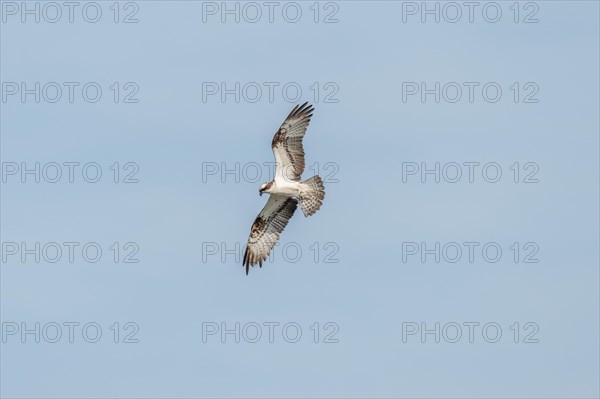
259, 182, 271, 196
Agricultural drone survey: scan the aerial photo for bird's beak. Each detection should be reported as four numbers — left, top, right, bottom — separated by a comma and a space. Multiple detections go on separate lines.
259, 190, 263, 196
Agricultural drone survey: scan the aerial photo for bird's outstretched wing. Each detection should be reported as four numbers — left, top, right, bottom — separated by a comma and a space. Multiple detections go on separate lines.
243, 195, 298, 274
271, 102, 314, 183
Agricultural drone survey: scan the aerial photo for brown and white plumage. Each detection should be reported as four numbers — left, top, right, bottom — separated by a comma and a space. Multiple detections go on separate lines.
243, 195, 298, 274
272, 102, 314, 183
243, 103, 325, 274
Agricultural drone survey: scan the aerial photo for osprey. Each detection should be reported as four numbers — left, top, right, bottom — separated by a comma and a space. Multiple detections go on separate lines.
243, 102, 325, 274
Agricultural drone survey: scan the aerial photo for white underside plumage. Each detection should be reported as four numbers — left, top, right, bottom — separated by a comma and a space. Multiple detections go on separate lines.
265, 179, 302, 197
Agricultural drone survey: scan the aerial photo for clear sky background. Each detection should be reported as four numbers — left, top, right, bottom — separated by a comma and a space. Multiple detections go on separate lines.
1, 1, 599, 398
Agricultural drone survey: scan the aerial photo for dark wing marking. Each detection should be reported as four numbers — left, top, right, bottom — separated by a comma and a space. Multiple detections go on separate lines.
243, 195, 298, 274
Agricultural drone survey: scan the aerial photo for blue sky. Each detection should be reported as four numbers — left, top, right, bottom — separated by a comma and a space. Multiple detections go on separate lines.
1, 1, 599, 398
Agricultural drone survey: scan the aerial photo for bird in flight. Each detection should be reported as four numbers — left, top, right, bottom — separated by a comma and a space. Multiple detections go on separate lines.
243, 102, 325, 274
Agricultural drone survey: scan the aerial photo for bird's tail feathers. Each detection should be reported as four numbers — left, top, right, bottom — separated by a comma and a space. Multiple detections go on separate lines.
299, 175, 325, 217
